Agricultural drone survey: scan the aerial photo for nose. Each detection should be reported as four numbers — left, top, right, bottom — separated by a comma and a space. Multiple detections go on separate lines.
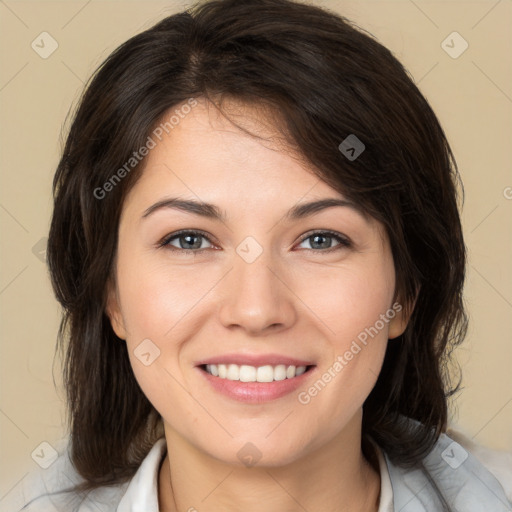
218, 249, 297, 335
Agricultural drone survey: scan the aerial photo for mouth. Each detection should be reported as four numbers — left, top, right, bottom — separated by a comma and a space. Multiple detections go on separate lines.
199, 363, 315, 382
195, 357, 317, 403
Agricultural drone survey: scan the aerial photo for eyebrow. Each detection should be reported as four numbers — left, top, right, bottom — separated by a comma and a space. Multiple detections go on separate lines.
141, 197, 367, 222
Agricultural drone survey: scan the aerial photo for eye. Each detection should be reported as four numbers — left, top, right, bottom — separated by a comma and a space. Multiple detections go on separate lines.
158, 229, 351, 254
296, 231, 351, 252
158, 230, 215, 253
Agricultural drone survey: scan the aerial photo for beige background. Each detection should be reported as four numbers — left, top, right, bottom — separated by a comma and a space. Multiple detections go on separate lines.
1, 0, 511, 501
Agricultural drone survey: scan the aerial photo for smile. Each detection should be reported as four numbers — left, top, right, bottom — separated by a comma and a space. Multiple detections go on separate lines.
197, 362, 316, 403
203, 363, 310, 382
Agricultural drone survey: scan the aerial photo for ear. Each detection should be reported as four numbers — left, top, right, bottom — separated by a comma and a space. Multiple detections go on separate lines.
388, 288, 419, 340
105, 278, 127, 340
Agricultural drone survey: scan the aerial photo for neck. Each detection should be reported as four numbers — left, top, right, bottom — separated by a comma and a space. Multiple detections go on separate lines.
158, 414, 381, 512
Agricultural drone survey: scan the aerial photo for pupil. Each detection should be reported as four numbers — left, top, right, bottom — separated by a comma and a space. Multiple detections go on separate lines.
312, 234, 329, 249
183, 234, 200, 249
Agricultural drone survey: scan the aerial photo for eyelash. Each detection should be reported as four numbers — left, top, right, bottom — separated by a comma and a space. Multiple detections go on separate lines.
157, 229, 352, 254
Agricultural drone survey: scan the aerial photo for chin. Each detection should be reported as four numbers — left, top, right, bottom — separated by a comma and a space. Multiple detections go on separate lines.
203, 435, 313, 469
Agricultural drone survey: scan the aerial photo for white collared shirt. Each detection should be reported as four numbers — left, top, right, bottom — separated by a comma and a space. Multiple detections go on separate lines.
3, 427, 511, 511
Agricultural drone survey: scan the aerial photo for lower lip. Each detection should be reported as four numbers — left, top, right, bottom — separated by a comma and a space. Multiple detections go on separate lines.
197, 366, 316, 403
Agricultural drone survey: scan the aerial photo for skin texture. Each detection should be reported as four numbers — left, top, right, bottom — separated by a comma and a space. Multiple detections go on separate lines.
107, 98, 411, 511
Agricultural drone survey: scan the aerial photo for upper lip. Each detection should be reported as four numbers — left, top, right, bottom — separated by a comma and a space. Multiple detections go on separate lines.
195, 353, 315, 367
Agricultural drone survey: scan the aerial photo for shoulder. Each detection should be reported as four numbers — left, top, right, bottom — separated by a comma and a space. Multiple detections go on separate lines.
381, 417, 512, 511
445, 424, 512, 502
1, 437, 128, 512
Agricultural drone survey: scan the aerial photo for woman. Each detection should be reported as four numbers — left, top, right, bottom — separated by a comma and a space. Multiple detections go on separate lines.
8, 0, 511, 510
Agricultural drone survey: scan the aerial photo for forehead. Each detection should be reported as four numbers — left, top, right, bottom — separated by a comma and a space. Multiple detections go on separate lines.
123, 98, 347, 214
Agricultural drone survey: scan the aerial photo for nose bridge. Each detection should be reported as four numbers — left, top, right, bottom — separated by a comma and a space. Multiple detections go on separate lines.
218, 239, 296, 333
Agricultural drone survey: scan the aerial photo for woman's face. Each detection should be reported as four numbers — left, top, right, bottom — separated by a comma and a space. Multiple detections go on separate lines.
107, 98, 408, 467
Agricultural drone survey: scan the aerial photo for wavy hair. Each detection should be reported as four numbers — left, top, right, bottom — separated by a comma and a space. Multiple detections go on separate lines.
47, 0, 468, 491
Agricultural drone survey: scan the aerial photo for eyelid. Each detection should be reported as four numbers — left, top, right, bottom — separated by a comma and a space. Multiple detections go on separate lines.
157, 229, 218, 250
158, 228, 352, 254
297, 229, 351, 247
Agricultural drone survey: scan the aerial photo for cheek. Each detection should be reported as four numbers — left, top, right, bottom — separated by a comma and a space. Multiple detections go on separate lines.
116, 256, 209, 340
294, 258, 396, 348
292, 260, 394, 418
116, 259, 201, 422
115, 258, 216, 401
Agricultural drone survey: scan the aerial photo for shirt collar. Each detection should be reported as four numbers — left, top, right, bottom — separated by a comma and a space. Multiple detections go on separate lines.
117, 437, 167, 511
115, 436, 392, 511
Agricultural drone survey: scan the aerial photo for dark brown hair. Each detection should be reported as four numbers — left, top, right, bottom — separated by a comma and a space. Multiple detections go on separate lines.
47, 0, 467, 492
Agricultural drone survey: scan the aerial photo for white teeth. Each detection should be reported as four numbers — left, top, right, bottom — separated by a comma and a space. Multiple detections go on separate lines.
226, 364, 240, 380
239, 365, 256, 382
295, 366, 307, 376
257, 365, 274, 382
204, 363, 309, 382
274, 364, 287, 381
